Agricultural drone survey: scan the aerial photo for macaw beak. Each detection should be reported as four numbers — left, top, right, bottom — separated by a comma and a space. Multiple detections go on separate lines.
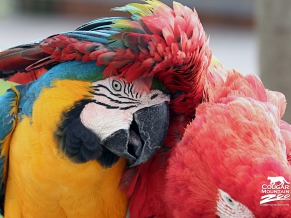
102, 102, 169, 167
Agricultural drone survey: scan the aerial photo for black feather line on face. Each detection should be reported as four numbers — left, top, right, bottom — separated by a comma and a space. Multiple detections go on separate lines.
54, 99, 119, 168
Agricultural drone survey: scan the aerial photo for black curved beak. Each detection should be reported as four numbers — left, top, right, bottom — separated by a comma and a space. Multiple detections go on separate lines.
102, 102, 169, 167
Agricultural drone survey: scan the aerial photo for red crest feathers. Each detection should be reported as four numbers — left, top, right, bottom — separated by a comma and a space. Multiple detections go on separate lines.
103, 1, 212, 118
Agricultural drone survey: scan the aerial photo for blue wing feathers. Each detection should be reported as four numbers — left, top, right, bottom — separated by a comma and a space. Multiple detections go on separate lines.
75, 17, 130, 31
0, 86, 20, 210
0, 89, 18, 141
62, 31, 116, 44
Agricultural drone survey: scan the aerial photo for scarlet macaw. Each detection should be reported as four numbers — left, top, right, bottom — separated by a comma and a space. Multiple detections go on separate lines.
165, 67, 291, 217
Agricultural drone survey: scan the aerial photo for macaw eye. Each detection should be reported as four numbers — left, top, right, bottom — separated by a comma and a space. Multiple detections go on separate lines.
224, 196, 235, 206
112, 80, 122, 91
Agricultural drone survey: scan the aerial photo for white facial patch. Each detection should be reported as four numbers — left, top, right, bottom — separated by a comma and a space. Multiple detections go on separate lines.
216, 189, 255, 218
80, 77, 169, 140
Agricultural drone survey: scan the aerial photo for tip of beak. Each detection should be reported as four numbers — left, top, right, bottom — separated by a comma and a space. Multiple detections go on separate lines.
129, 145, 160, 167
102, 102, 169, 167
120, 152, 137, 160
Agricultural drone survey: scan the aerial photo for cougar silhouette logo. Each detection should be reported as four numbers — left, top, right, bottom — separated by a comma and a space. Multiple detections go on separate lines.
267, 176, 290, 186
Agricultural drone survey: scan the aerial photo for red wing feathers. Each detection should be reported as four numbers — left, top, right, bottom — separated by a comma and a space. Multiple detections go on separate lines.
8, 68, 48, 84
0, 34, 111, 84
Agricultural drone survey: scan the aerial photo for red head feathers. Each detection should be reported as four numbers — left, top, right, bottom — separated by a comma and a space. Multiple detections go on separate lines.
105, 0, 212, 121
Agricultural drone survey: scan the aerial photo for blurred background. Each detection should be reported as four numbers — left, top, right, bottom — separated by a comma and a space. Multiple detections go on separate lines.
0, 0, 290, 122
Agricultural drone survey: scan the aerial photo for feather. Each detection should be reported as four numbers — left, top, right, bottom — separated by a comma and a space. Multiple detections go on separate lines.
280, 120, 291, 163
8, 69, 47, 84
0, 85, 20, 207
75, 17, 127, 31
173, 16, 186, 42
111, 19, 145, 33
164, 66, 291, 217
0, 47, 47, 77
113, 3, 153, 21
63, 31, 114, 44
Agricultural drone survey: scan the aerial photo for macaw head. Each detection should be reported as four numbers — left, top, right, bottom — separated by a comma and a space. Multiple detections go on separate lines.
165, 70, 291, 217
19, 61, 169, 167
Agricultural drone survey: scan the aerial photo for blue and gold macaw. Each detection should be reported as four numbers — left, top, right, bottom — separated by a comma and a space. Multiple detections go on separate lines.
0, 4, 171, 217
0, 63, 169, 218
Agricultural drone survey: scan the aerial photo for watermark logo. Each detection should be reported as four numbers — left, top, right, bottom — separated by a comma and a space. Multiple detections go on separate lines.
260, 176, 290, 206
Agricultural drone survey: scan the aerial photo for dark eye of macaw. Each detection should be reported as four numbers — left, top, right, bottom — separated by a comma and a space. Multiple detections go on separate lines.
225, 196, 234, 206
112, 80, 122, 91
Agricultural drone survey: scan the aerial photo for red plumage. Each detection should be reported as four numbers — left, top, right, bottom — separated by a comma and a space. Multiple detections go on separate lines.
8, 68, 47, 84
1, 1, 290, 217
0, 35, 111, 84
280, 120, 291, 163
165, 68, 291, 217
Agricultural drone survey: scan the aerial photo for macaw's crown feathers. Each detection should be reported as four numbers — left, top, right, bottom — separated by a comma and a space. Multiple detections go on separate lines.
106, 0, 212, 118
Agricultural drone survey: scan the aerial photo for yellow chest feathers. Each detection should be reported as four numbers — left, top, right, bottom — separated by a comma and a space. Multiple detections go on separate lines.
5, 80, 128, 218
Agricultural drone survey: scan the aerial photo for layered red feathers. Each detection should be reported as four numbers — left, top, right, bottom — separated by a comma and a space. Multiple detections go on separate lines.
165, 66, 291, 217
